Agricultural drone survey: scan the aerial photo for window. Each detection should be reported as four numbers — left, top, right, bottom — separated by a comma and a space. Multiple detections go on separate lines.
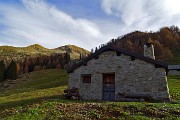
103, 74, 115, 84
82, 74, 91, 83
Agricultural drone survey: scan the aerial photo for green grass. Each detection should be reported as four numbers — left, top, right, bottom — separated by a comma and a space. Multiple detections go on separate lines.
168, 75, 180, 101
0, 69, 68, 110
0, 70, 180, 119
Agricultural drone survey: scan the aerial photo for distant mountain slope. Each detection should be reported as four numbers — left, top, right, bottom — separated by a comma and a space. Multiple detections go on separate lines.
107, 26, 180, 64
55, 45, 90, 59
0, 44, 61, 61
0, 44, 89, 82
0, 44, 90, 60
24, 44, 50, 52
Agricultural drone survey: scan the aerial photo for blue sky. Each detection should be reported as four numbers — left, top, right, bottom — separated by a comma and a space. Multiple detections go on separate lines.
48, 0, 106, 18
0, 0, 180, 50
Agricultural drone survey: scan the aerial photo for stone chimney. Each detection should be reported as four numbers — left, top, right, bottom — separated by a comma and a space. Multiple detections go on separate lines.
144, 42, 155, 59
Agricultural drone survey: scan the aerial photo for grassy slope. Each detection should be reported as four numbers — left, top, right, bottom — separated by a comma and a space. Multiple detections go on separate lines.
0, 70, 180, 119
55, 45, 90, 59
0, 44, 90, 60
168, 75, 180, 101
68, 45, 90, 59
0, 44, 63, 60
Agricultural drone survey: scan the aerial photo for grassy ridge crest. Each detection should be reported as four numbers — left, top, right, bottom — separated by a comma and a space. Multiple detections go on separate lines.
0, 44, 90, 60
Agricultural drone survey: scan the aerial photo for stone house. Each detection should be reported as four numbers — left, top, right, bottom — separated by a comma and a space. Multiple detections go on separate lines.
68, 43, 170, 101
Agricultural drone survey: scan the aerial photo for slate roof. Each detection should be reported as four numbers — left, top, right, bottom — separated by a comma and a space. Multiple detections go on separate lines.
168, 65, 180, 70
68, 45, 168, 73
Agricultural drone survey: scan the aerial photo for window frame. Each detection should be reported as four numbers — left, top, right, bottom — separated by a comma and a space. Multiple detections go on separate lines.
82, 74, 91, 84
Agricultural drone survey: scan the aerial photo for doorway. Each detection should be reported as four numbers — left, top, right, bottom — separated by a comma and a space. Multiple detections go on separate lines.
103, 73, 115, 101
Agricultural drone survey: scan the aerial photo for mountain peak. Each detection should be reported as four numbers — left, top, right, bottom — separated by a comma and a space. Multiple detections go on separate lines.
0, 44, 90, 60
55, 45, 90, 59
26, 44, 47, 50
56, 45, 90, 54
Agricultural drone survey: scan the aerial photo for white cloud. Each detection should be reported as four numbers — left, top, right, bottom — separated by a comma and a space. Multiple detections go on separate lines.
0, 0, 110, 50
101, 0, 180, 30
0, 0, 180, 50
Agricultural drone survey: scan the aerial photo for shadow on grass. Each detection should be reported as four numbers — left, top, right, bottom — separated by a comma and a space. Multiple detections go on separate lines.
0, 69, 68, 96
0, 95, 72, 110
0, 83, 68, 97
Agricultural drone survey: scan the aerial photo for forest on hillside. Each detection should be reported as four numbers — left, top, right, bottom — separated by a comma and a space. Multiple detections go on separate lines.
0, 44, 90, 82
106, 25, 180, 63
0, 53, 70, 82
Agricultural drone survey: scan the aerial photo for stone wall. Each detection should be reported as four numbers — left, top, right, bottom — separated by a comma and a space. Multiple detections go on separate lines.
68, 51, 170, 101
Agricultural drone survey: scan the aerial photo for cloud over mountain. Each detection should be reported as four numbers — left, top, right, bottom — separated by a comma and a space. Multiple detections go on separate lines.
0, 0, 107, 50
101, 0, 180, 29
0, 0, 180, 50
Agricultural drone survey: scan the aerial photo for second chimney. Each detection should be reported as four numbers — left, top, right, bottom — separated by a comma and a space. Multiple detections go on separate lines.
144, 43, 155, 59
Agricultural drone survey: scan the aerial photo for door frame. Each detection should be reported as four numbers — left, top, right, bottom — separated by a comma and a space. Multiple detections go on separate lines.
102, 73, 115, 101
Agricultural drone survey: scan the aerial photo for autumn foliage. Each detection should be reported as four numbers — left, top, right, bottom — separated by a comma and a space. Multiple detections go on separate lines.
108, 26, 180, 61
0, 52, 70, 81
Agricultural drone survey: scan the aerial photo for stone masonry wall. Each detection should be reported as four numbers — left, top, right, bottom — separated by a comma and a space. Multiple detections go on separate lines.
68, 51, 170, 101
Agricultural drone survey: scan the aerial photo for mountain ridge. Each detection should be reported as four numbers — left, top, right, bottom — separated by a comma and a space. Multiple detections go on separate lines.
0, 44, 90, 60
55, 45, 90, 59
0, 44, 90, 82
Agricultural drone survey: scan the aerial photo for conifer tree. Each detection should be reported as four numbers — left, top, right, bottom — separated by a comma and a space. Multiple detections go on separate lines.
0, 60, 6, 82
5, 60, 17, 80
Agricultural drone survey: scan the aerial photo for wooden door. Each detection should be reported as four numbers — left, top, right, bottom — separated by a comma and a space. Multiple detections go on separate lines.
103, 74, 115, 101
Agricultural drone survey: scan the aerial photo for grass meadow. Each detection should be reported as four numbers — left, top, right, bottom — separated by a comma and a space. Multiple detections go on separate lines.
0, 69, 180, 120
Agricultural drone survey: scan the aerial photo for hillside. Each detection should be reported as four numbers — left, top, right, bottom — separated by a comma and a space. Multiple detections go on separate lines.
0, 44, 90, 82
55, 45, 90, 59
0, 44, 57, 60
0, 69, 180, 119
0, 44, 90, 60
106, 26, 180, 64
168, 50, 180, 64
